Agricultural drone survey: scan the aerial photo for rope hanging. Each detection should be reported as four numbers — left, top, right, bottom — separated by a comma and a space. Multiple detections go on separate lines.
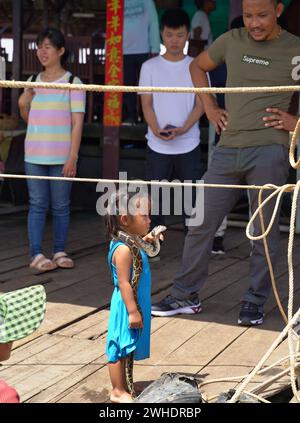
1, 79, 300, 94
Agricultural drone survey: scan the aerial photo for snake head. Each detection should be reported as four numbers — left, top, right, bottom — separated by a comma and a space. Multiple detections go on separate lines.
151, 225, 167, 241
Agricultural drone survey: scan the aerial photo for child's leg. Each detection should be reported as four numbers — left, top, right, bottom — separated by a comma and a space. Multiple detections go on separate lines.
108, 359, 133, 403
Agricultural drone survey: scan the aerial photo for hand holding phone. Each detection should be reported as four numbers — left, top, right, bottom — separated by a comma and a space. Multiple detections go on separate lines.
159, 124, 177, 137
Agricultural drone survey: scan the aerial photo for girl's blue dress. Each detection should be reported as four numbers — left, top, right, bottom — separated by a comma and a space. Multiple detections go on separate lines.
106, 240, 151, 363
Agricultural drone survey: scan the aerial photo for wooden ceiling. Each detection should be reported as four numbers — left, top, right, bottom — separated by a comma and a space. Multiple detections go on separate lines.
0, 0, 107, 36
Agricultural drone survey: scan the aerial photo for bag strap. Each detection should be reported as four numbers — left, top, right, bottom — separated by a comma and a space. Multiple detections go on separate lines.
30, 73, 74, 83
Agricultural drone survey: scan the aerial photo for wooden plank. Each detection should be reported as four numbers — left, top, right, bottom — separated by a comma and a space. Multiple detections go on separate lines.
0, 335, 103, 402
12, 276, 300, 403
26, 274, 254, 402
11, 226, 298, 353
0, 220, 184, 283
1, 210, 298, 403
1, 311, 176, 403
0, 226, 105, 275
198, 300, 300, 401
25, 317, 177, 403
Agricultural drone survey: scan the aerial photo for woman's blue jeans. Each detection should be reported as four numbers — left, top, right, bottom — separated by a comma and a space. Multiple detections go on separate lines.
25, 162, 72, 258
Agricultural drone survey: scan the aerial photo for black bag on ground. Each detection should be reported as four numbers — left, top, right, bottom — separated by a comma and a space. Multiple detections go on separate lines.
134, 373, 202, 403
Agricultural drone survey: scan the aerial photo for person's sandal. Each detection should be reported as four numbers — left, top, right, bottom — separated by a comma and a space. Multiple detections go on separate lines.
30, 254, 57, 274
53, 252, 74, 269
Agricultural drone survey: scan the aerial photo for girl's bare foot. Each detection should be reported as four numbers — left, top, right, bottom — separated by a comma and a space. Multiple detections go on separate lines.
110, 390, 133, 403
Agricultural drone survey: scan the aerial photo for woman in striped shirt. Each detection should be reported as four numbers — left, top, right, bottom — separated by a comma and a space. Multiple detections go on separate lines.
19, 28, 86, 273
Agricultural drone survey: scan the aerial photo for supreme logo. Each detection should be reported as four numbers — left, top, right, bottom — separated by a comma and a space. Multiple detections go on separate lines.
242, 55, 271, 67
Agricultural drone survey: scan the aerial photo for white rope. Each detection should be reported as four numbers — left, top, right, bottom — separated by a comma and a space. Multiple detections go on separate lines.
243, 391, 271, 403
226, 183, 300, 403
228, 307, 300, 403
1, 79, 300, 94
246, 184, 292, 241
289, 117, 300, 170
0, 173, 297, 192
227, 181, 300, 403
256, 187, 288, 324
250, 366, 298, 395
287, 180, 300, 401
199, 354, 300, 401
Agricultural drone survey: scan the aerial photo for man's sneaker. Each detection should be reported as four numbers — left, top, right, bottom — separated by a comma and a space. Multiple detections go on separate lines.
211, 236, 225, 255
238, 301, 264, 326
151, 294, 202, 317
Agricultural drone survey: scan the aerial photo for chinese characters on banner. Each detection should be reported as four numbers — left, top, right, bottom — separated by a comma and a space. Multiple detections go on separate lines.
104, 0, 124, 126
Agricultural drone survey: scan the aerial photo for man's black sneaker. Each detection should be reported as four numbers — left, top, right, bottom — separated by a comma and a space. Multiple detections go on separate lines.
238, 301, 264, 326
212, 236, 225, 255
151, 294, 202, 317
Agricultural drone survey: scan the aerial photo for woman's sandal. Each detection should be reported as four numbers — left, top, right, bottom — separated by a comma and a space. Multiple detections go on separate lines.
30, 254, 58, 273
53, 252, 74, 269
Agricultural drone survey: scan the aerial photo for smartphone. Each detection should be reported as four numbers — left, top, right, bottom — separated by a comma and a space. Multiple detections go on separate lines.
164, 124, 177, 131
159, 124, 177, 137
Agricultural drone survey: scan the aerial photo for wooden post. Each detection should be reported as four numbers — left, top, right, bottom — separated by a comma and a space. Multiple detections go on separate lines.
11, 0, 22, 117
102, 0, 124, 179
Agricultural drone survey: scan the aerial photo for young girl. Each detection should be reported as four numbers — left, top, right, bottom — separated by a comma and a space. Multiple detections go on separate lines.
18, 28, 86, 272
105, 191, 157, 403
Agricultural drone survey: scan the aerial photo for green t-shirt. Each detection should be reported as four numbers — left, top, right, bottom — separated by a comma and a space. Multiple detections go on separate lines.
207, 28, 300, 148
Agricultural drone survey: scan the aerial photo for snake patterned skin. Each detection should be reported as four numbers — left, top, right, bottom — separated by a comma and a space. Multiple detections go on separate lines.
137, 225, 167, 257
115, 225, 166, 398
115, 230, 143, 398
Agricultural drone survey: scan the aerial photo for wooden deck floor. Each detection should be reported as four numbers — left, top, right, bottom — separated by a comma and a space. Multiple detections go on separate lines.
0, 210, 299, 403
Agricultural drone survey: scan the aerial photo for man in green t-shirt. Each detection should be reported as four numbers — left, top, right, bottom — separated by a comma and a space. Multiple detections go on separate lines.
151, 0, 300, 326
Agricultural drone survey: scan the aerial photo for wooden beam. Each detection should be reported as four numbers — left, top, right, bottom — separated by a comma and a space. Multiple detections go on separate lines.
103, 126, 121, 179
11, 0, 22, 116
102, 1, 124, 179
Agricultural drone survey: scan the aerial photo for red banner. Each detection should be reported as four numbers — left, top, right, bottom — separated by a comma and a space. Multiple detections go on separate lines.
103, 0, 124, 127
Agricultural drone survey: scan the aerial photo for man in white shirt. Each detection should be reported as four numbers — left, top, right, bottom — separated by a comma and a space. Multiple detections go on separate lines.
139, 8, 204, 231
191, 0, 216, 47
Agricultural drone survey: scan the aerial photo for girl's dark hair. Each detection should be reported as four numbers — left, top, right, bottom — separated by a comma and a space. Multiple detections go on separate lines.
104, 190, 149, 239
161, 8, 190, 32
36, 27, 69, 65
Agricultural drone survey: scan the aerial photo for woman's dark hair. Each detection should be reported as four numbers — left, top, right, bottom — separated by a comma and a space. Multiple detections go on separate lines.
161, 8, 190, 32
36, 27, 68, 65
104, 190, 149, 239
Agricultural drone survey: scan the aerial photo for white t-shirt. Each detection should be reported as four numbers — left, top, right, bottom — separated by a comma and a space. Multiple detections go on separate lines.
191, 10, 213, 47
139, 55, 200, 155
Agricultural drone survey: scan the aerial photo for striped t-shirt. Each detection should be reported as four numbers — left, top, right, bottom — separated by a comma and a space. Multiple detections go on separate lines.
25, 71, 86, 165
